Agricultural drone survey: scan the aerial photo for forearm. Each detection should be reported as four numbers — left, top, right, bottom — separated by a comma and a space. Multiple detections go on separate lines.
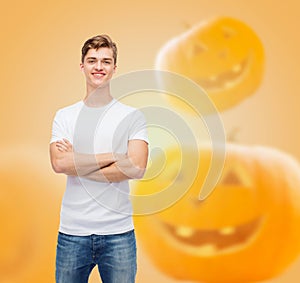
82, 157, 146, 183
54, 151, 123, 176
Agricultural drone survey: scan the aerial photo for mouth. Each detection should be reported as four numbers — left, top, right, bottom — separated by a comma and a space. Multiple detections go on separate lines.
92, 72, 106, 79
0, 228, 35, 278
159, 216, 263, 256
195, 56, 250, 92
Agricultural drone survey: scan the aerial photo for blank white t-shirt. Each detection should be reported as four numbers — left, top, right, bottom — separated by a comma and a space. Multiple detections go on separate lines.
50, 99, 148, 236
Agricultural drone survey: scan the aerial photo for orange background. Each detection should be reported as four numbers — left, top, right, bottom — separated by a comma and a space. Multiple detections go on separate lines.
1, 0, 300, 282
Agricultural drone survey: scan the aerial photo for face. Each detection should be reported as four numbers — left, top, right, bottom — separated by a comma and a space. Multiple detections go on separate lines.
80, 47, 116, 93
132, 144, 300, 282
156, 17, 264, 113
0, 147, 63, 282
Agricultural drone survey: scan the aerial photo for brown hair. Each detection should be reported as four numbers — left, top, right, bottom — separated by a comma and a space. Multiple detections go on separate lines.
81, 34, 117, 64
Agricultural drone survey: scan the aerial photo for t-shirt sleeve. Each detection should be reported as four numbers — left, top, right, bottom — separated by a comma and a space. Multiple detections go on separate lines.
128, 109, 149, 144
50, 110, 70, 144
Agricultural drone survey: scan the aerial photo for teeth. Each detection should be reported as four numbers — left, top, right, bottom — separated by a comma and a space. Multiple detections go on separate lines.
224, 81, 236, 88
219, 226, 235, 235
176, 226, 194, 238
232, 64, 242, 73
197, 244, 217, 255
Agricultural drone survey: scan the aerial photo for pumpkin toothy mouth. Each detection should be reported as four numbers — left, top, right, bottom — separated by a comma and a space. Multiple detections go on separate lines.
0, 231, 34, 278
161, 216, 263, 256
195, 57, 250, 92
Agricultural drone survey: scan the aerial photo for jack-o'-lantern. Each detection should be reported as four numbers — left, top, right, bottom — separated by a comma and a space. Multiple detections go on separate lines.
0, 147, 64, 283
155, 17, 265, 113
0, 147, 102, 283
132, 144, 300, 283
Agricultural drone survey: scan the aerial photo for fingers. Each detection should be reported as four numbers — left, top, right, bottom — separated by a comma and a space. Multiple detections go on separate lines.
56, 141, 68, 152
56, 139, 73, 152
63, 138, 72, 146
56, 146, 66, 152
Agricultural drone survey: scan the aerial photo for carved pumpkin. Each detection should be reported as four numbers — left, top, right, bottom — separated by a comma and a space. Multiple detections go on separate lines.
155, 17, 265, 113
132, 144, 300, 283
0, 147, 63, 283
0, 147, 102, 283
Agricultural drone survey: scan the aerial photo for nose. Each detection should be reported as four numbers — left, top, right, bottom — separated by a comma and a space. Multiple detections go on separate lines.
95, 60, 103, 70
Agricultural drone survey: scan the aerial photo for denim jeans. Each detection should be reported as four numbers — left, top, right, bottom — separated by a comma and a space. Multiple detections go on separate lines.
55, 230, 137, 283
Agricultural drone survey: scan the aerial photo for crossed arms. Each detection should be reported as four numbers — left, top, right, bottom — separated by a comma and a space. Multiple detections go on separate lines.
50, 139, 148, 182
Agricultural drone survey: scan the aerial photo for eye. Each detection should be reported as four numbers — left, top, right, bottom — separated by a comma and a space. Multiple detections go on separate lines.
175, 172, 185, 183
193, 43, 208, 55
218, 164, 253, 188
221, 26, 237, 39
218, 48, 229, 59
190, 196, 205, 207
87, 60, 95, 64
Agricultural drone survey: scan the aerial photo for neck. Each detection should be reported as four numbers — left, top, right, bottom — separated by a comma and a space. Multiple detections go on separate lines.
83, 84, 113, 107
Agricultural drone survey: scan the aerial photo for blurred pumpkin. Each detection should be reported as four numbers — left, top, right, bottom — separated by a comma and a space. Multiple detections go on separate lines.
132, 144, 300, 283
155, 17, 265, 113
0, 146, 103, 283
0, 146, 64, 282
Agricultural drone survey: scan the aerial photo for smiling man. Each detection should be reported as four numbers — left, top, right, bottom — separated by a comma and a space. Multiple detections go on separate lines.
49, 35, 148, 283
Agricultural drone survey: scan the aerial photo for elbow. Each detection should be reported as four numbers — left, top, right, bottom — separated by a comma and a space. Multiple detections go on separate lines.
130, 157, 147, 179
51, 159, 65, 174
132, 166, 147, 180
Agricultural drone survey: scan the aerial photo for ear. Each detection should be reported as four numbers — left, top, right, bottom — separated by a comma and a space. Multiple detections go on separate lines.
79, 63, 84, 72
113, 64, 117, 73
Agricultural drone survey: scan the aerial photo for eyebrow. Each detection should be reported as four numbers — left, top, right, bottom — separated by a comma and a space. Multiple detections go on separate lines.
86, 57, 113, 61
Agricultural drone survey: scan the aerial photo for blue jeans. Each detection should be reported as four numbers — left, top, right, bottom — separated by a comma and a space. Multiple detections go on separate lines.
55, 230, 137, 283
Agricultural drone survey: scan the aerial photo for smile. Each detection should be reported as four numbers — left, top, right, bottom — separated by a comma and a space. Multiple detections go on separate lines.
195, 56, 251, 92
159, 216, 264, 256
92, 72, 105, 78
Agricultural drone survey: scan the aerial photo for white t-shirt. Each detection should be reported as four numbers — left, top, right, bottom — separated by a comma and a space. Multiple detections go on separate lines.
50, 99, 148, 236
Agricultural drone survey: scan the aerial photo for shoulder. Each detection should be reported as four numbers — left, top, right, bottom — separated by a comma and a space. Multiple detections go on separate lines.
110, 100, 136, 112
110, 100, 145, 118
55, 101, 84, 116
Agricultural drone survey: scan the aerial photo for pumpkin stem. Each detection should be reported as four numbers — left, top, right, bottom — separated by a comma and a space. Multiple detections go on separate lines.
182, 21, 192, 30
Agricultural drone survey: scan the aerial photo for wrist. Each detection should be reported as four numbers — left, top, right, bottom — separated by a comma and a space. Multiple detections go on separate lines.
113, 153, 127, 162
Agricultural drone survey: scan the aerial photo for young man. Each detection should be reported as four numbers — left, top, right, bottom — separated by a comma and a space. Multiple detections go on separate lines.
50, 35, 148, 283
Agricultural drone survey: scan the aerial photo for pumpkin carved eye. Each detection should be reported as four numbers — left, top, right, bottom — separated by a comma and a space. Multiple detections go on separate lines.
221, 169, 242, 185
190, 197, 204, 207
222, 26, 237, 39
193, 43, 207, 55
219, 164, 253, 188
218, 48, 229, 59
